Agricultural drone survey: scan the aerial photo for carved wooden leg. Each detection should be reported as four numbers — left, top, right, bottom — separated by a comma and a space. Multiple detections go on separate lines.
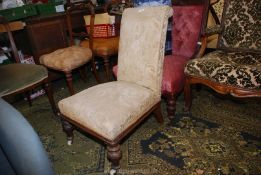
61, 118, 74, 145
91, 59, 101, 83
166, 94, 176, 120
103, 56, 110, 81
184, 77, 191, 113
65, 71, 75, 95
43, 81, 57, 115
153, 103, 164, 124
107, 143, 122, 174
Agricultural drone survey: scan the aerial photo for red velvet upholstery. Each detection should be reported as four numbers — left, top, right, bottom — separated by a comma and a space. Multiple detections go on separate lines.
162, 5, 205, 94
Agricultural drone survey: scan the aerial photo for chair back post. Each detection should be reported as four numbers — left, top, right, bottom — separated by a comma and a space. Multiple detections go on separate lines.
0, 16, 20, 63
66, 1, 95, 50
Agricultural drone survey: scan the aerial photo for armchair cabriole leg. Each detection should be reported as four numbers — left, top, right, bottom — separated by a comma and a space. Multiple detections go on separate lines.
153, 104, 164, 124
61, 119, 74, 145
107, 143, 122, 175
184, 78, 191, 113
65, 71, 75, 95
166, 94, 176, 120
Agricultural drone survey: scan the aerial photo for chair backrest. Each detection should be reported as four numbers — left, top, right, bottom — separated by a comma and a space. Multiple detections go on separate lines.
172, 0, 210, 58
0, 16, 20, 63
117, 6, 172, 96
217, 0, 260, 52
66, 1, 95, 49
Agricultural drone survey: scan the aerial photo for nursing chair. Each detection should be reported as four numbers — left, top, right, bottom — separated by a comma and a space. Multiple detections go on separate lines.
0, 16, 56, 114
39, 1, 100, 95
58, 6, 172, 174
184, 0, 261, 112
80, 0, 131, 81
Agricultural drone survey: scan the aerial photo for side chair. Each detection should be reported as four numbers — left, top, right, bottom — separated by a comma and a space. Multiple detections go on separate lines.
58, 6, 172, 174
184, 0, 261, 113
39, 1, 100, 95
0, 16, 57, 114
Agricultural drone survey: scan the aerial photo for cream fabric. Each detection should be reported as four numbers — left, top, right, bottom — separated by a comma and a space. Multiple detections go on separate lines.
58, 81, 158, 140
58, 6, 172, 141
117, 6, 173, 99
39, 46, 92, 72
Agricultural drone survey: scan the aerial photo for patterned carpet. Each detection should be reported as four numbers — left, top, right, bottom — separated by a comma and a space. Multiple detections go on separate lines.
12, 73, 261, 175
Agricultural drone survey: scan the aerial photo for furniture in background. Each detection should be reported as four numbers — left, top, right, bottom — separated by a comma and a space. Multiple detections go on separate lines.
39, 1, 100, 95
161, 0, 210, 119
184, 0, 261, 112
80, 0, 131, 81
58, 6, 172, 174
0, 98, 54, 175
0, 16, 57, 114
113, 1, 210, 119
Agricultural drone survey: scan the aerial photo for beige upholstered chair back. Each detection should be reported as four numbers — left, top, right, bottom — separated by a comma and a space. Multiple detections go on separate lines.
117, 6, 172, 97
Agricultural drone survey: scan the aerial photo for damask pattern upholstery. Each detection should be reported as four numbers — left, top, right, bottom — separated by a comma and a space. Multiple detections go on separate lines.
58, 6, 172, 140
185, 51, 261, 89
185, 0, 261, 92
218, 0, 260, 51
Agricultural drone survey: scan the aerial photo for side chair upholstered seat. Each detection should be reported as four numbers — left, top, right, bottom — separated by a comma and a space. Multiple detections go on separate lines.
58, 6, 172, 174
39, 2, 100, 95
184, 0, 261, 113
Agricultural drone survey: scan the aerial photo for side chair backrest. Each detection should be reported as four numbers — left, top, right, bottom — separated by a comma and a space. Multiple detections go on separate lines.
0, 16, 20, 63
172, 0, 210, 58
117, 6, 172, 96
66, 1, 95, 49
217, 0, 260, 52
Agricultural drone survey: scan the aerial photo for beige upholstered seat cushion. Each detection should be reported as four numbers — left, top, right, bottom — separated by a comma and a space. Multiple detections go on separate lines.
80, 37, 119, 57
39, 46, 92, 72
58, 81, 159, 140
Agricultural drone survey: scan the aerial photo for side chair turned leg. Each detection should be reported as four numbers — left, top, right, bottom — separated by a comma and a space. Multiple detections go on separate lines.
61, 118, 74, 145
153, 103, 164, 124
166, 94, 176, 120
65, 71, 75, 95
184, 78, 192, 113
103, 56, 111, 81
43, 82, 57, 115
107, 143, 122, 175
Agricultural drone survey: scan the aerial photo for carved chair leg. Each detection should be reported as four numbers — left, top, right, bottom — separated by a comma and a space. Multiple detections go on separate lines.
184, 77, 191, 113
43, 81, 57, 115
153, 103, 164, 124
65, 71, 75, 95
107, 143, 122, 174
103, 56, 111, 81
166, 94, 176, 120
61, 118, 74, 145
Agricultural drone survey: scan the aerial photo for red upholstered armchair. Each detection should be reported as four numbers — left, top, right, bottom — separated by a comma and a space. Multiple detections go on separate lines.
113, 1, 209, 119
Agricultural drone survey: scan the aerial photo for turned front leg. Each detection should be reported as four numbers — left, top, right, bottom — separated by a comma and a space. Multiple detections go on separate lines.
107, 143, 122, 174
61, 118, 74, 145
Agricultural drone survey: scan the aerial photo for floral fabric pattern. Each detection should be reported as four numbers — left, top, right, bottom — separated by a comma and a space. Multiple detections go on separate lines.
218, 0, 261, 51
185, 51, 261, 90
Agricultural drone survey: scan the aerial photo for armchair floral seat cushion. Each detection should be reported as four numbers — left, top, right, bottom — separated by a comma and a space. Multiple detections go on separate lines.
185, 0, 261, 94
